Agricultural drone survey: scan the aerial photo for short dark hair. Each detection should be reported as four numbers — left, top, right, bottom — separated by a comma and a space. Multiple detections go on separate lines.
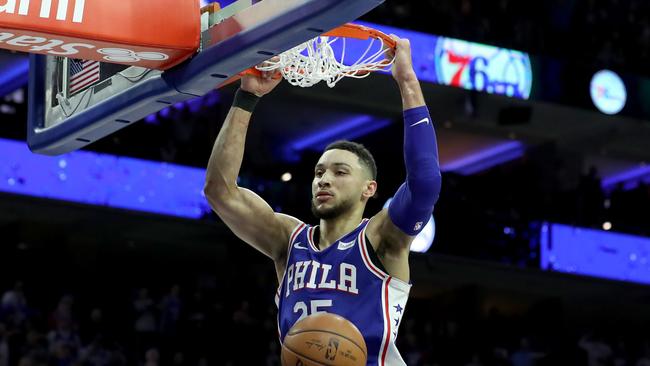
324, 140, 377, 180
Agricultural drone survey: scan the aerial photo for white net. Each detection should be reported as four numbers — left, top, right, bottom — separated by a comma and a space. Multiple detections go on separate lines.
256, 34, 395, 88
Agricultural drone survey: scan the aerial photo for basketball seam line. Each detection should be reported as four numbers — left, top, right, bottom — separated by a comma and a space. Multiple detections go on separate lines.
286, 329, 367, 358
283, 345, 329, 366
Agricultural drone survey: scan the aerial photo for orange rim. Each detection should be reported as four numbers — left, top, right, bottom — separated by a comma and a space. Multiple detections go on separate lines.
323, 23, 397, 49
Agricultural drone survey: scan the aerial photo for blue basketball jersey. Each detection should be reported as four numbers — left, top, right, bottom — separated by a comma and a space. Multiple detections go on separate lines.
275, 219, 411, 366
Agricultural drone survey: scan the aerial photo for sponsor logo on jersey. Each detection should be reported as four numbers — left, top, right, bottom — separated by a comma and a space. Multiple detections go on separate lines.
337, 239, 356, 250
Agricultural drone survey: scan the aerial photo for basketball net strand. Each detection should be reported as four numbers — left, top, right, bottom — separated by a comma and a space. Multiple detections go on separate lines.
256, 35, 394, 88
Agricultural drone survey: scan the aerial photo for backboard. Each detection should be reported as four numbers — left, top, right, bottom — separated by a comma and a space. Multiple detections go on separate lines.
27, 0, 385, 155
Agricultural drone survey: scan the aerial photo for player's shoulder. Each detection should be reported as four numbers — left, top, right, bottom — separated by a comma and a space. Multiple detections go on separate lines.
274, 213, 307, 239
272, 213, 308, 266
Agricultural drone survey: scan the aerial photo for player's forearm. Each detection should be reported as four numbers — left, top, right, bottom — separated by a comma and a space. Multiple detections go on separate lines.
205, 106, 251, 196
397, 72, 426, 110
388, 106, 442, 235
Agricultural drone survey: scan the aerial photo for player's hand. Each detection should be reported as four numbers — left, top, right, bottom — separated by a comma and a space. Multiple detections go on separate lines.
388, 35, 418, 84
241, 59, 282, 97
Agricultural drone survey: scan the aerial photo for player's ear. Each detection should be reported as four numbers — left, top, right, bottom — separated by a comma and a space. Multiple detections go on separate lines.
362, 180, 377, 200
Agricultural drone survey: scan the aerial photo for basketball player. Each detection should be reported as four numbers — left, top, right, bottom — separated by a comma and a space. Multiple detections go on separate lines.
204, 35, 441, 365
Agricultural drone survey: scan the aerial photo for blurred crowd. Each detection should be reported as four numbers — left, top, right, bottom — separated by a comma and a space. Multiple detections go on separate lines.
2, 277, 650, 366
0, 274, 279, 366
362, 0, 650, 76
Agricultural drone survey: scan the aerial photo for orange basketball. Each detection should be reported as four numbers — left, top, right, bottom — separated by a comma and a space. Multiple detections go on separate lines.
281, 312, 367, 366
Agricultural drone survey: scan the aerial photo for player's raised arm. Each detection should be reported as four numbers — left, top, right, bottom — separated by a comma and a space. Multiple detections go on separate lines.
204, 70, 299, 262
368, 36, 442, 264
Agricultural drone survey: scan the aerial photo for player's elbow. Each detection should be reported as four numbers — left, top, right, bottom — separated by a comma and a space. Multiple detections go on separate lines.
203, 178, 236, 209
407, 168, 442, 206
427, 171, 442, 205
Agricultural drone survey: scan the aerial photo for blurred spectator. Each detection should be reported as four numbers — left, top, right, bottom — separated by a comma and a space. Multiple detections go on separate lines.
1, 281, 25, 309
159, 285, 182, 337
81, 308, 107, 345
133, 288, 157, 356
46, 317, 82, 364
49, 295, 77, 334
20, 329, 48, 365
143, 348, 159, 366
511, 337, 538, 366
579, 333, 613, 366
1, 281, 28, 327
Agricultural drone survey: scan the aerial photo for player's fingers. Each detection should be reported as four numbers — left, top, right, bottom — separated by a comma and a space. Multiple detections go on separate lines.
388, 34, 410, 53
385, 44, 396, 58
389, 33, 400, 46
259, 56, 280, 69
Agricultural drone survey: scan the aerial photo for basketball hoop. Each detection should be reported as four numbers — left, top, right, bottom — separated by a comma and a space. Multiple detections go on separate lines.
252, 23, 396, 88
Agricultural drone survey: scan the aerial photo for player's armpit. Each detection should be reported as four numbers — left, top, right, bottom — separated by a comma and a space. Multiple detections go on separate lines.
366, 208, 414, 252
205, 186, 299, 261
366, 209, 413, 282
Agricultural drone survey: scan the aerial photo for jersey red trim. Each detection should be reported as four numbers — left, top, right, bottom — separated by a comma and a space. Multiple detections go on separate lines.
307, 226, 319, 251
358, 226, 388, 280
380, 277, 392, 365
289, 222, 307, 246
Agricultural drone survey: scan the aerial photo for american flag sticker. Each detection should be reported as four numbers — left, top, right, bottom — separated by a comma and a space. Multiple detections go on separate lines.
68, 59, 100, 95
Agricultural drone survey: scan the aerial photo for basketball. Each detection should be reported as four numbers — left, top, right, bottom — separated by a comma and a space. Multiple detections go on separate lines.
281, 313, 367, 366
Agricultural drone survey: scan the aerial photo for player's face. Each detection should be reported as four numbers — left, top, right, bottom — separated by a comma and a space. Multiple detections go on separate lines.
311, 149, 374, 220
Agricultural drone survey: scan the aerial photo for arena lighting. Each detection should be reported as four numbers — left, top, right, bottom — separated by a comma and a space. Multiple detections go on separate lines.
281, 172, 292, 182
601, 164, 650, 191
0, 57, 29, 98
0, 137, 210, 218
281, 115, 391, 162
540, 222, 650, 285
383, 198, 435, 253
440, 140, 525, 175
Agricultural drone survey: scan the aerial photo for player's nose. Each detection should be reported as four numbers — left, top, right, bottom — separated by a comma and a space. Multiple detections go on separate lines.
317, 172, 333, 187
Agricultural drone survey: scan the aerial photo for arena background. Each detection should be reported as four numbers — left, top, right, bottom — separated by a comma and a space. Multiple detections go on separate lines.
1, 0, 650, 365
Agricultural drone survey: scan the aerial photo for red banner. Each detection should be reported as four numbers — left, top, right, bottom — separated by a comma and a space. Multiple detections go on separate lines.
0, 0, 200, 70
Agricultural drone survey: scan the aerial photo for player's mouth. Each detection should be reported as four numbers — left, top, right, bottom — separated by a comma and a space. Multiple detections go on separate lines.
315, 191, 334, 202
